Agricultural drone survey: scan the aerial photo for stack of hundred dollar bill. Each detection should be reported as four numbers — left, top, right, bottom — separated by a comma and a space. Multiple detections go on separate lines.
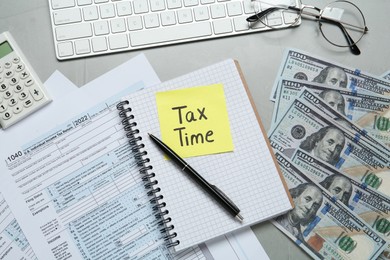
268, 49, 390, 260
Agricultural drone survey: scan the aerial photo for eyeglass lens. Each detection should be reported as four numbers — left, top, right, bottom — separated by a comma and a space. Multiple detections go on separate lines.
248, 0, 366, 53
318, 1, 366, 48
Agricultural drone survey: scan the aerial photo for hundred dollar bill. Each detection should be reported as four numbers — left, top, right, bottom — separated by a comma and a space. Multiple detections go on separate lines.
269, 97, 390, 167
270, 49, 390, 101
354, 71, 390, 150
290, 149, 390, 259
271, 78, 390, 150
268, 98, 390, 194
272, 152, 388, 260
273, 78, 390, 127
296, 87, 390, 155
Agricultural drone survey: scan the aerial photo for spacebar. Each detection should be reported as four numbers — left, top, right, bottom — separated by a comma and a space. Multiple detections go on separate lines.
129, 22, 212, 47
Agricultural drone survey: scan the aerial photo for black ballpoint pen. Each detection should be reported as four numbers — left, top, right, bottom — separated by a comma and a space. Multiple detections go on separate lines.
148, 133, 243, 222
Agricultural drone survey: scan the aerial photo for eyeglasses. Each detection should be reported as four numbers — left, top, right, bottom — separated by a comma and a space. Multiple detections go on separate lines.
246, 0, 368, 55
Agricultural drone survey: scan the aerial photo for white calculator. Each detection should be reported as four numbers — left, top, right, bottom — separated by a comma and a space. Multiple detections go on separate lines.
0, 32, 51, 129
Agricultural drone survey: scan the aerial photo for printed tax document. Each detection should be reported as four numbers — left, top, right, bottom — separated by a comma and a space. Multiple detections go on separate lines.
0, 55, 270, 260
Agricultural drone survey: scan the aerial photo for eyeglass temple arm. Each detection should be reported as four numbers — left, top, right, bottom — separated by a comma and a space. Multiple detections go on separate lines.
319, 17, 361, 55
246, 6, 284, 22
246, 5, 301, 23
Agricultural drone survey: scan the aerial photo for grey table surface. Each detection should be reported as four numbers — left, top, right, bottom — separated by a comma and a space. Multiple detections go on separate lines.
1, 0, 389, 259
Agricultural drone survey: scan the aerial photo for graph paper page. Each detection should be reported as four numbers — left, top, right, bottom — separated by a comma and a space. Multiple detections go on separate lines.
122, 59, 293, 252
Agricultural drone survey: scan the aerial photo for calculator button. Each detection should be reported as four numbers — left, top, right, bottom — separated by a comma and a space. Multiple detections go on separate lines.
25, 78, 34, 87
4, 70, 14, 78
29, 88, 44, 101
0, 103, 7, 112
23, 99, 33, 108
8, 98, 18, 107
3, 90, 13, 99
18, 91, 28, 100
12, 57, 21, 64
4, 62, 12, 69
9, 77, 19, 85
0, 76, 3, 83
15, 63, 25, 72
0, 83, 7, 91
2, 111, 12, 120
14, 84, 23, 93
20, 71, 30, 79
13, 105, 23, 114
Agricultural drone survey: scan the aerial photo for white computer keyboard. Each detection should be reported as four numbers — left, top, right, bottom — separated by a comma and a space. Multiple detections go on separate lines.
48, 0, 300, 60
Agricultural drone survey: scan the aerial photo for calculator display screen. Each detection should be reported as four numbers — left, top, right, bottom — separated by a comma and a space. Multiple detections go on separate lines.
0, 41, 13, 59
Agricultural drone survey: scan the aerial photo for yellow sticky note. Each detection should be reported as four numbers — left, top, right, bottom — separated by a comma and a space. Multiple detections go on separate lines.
156, 84, 233, 158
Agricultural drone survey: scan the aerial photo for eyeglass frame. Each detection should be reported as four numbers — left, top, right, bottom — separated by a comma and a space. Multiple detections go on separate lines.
246, 0, 368, 55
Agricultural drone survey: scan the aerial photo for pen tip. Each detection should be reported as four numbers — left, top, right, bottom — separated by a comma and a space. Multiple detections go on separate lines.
236, 213, 244, 222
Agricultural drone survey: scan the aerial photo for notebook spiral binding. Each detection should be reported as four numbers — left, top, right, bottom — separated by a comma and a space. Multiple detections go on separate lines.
116, 100, 180, 248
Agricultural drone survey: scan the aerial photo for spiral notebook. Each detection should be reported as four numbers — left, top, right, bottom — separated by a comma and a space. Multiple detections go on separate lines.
117, 59, 293, 252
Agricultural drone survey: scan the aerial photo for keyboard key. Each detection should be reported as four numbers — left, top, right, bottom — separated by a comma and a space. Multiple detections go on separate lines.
83, 6, 99, 21
108, 34, 129, 49
95, 0, 109, 3
150, 0, 166, 11
92, 37, 108, 52
227, 2, 242, 16
194, 6, 210, 21
144, 14, 160, 28
77, 0, 92, 6
268, 17, 282, 26
127, 16, 143, 30
55, 23, 93, 41
53, 9, 82, 25
161, 11, 177, 26
110, 18, 126, 33
129, 21, 212, 46
133, 0, 149, 14
51, 0, 75, 10
177, 9, 193, 23
243, 0, 255, 14
100, 3, 115, 18
116, 2, 132, 16
283, 10, 299, 24
201, 0, 215, 4
184, 0, 199, 7
57, 42, 74, 57
210, 4, 226, 18
94, 21, 110, 35
75, 39, 91, 54
167, 0, 182, 9
213, 18, 233, 34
